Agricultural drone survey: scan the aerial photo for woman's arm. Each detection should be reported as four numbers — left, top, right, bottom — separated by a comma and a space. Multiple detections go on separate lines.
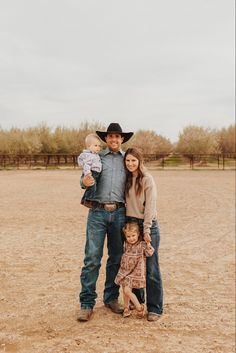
143, 175, 157, 234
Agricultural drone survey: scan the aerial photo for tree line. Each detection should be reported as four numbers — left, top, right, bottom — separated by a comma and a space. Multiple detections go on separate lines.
0, 122, 235, 155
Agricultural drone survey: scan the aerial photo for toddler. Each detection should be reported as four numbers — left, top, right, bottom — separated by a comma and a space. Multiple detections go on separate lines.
78, 133, 102, 207
115, 222, 154, 318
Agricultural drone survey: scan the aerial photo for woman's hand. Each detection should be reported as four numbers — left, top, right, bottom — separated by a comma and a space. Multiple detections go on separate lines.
144, 232, 151, 243
83, 174, 95, 187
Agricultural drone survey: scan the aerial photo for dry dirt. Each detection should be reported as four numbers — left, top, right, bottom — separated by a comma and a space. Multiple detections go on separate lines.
0, 170, 235, 353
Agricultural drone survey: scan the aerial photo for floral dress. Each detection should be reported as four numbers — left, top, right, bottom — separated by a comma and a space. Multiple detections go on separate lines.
115, 241, 154, 288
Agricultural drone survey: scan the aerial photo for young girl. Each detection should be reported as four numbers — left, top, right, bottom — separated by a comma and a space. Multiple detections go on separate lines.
115, 222, 154, 318
124, 147, 163, 321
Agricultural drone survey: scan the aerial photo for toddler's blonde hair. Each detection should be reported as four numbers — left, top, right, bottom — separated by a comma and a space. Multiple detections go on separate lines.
123, 222, 141, 240
85, 133, 101, 148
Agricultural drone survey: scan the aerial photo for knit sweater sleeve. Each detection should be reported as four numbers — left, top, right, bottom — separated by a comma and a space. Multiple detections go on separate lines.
141, 241, 154, 257
143, 174, 157, 234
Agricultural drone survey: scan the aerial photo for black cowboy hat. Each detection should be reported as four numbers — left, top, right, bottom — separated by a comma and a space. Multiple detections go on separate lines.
96, 123, 133, 143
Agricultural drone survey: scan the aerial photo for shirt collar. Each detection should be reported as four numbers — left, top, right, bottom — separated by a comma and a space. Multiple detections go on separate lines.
102, 147, 124, 156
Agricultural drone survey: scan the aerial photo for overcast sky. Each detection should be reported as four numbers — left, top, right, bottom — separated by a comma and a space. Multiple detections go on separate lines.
0, 0, 234, 142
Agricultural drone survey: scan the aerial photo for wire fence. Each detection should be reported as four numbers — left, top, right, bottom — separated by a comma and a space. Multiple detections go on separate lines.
0, 153, 235, 170
143, 153, 236, 170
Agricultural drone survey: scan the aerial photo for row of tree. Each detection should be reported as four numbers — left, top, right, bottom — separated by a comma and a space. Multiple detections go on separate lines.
0, 122, 235, 155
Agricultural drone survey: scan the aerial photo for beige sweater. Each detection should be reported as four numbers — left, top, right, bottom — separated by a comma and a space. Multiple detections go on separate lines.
125, 173, 157, 234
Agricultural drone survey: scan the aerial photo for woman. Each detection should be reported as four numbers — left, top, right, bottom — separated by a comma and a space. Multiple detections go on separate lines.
124, 147, 163, 321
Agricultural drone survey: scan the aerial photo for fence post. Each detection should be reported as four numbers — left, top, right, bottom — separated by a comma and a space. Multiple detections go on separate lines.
162, 157, 165, 169
45, 155, 49, 169
73, 155, 77, 169
189, 155, 194, 169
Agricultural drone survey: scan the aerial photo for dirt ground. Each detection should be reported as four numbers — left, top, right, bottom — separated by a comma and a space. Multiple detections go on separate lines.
0, 170, 235, 353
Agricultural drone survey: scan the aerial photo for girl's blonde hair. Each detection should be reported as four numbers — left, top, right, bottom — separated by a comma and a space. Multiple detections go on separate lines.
123, 222, 141, 240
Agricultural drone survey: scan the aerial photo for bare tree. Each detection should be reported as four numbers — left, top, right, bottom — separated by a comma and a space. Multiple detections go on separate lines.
125, 129, 173, 154
176, 125, 219, 155
217, 124, 235, 153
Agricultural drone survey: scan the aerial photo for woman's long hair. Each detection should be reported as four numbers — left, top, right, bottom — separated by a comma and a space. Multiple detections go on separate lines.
124, 148, 146, 196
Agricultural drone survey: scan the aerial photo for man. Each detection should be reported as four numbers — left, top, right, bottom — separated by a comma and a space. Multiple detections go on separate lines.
78, 123, 133, 322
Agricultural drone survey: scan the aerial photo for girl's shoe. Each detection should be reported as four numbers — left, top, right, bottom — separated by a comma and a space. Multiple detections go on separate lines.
137, 304, 145, 318
123, 307, 131, 318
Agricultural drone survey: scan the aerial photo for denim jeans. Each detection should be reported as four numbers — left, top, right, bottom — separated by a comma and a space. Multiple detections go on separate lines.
126, 216, 164, 315
80, 206, 125, 309
81, 171, 100, 202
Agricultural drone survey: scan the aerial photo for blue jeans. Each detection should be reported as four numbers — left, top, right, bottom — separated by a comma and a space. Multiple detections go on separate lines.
80, 206, 125, 309
81, 171, 100, 202
126, 216, 164, 315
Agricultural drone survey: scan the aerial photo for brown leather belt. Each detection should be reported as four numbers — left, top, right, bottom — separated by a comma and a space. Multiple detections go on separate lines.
92, 201, 125, 212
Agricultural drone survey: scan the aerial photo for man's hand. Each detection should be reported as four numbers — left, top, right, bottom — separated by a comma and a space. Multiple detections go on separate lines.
83, 174, 95, 187
144, 232, 151, 243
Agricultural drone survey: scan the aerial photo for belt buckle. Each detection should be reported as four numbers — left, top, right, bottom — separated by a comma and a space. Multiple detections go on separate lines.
104, 203, 117, 212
